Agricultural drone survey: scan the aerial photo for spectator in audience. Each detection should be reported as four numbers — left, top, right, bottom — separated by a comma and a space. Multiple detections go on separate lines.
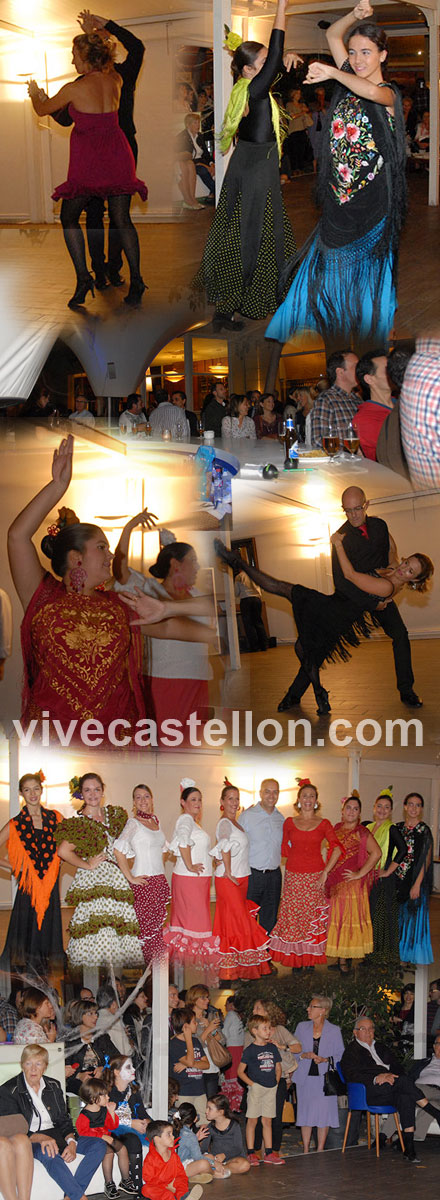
402, 94, 417, 140
202, 1094, 250, 1173
235, 571, 269, 653
22, 384, 58, 422
254, 394, 278, 439
237, 1014, 283, 1165
222, 997, 245, 1111
176, 114, 215, 202
0, 1126, 33, 1200
341, 1015, 438, 1162
375, 346, 412, 477
64, 998, 119, 1095
293, 996, 344, 1154
96, 984, 133, 1056
222, 395, 257, 439
185, 986, 225, 1102
69, 395, 96, 428
354, 350, 395, 460
119, 394, 148, 436
310, 351, 359, 447
172, 1103, 229, 1179
141, 1119, 198, 1200
169, 1007, 210, 1120
13, 989, 56, 1046
198, 88, 214, 139
427, 979, 440, 1044
76, 1076, 138, 1197
203, 382, 228, 438
172, 391, 198, 436
0, 994, 18, 1040
0, 1044, 107, 1199
150, 390, 190, 438
400, 332, 440, 488
244, 1000, 301, 1160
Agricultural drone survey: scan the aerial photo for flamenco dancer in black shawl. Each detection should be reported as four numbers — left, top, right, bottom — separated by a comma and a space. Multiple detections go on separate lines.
0, 772, 64, 975
194, 0, 300, 331
266, 0, 407, 350
215, 539, 433, 716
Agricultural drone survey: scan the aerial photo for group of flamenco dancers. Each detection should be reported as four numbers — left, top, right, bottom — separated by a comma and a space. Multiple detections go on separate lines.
28, 0, 407, 347
2, 771, 432, 989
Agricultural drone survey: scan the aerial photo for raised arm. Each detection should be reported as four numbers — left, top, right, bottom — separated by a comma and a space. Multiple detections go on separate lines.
112, 509, 158, 585
326, 2, 373, 69
306, 59, 394, 109
330, 533, 394, 598
7, 435, 74, 611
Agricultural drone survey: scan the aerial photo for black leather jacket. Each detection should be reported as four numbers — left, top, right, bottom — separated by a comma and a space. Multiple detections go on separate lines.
0, 1072, 75, 1148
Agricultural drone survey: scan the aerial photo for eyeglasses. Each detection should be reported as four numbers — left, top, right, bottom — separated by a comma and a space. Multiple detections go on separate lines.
342, 505, 366, 515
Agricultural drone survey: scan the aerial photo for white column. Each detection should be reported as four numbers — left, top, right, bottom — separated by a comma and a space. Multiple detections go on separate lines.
184, 333, 194, 410
427, 10, 439, 206
347, 750, 361, 796
213, 0, 232, 198
151, 953, 170, 1118
414, 963, 428, 1058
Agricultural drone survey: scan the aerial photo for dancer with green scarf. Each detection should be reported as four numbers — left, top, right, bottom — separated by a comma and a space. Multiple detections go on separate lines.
366, 788, 407, 961
194, 0, 300, 330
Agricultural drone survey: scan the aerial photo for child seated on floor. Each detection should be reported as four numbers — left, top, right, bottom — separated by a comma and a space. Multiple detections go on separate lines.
173, 1102, 230, 1180
142, 1119, 204, 1200
77, 1078, 137, 1199
202, 1093, 250, 1173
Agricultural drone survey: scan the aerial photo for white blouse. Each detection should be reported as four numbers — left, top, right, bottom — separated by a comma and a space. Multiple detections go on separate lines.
211, 817, 251, 878
114, 817, 166, 877
221, 415, 257, 440
168, 813, 212, 877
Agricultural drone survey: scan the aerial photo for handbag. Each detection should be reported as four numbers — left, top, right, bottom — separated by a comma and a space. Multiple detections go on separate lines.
323, 1057, 346, 1097
206, 1034, 232, 1070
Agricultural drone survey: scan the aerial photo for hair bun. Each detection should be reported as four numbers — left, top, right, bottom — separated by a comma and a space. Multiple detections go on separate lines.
41, 532, 56, 561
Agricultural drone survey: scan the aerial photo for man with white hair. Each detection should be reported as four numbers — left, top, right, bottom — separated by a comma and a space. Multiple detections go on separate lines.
341, 1015, 439, 1162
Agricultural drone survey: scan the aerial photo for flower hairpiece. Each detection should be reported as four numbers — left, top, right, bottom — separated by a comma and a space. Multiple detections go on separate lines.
46, 506, 80, 539
296, 776, 312, 788
69, 775, 82, 800
224, 24, 242, 52
36, 769, 46, 783
180, 777, 197, 793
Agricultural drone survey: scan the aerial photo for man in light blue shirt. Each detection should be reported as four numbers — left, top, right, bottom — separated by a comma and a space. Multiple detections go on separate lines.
240, 779, 284, 934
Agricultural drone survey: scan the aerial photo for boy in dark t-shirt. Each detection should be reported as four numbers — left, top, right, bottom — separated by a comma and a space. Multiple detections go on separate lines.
237, 1017, 283, 1166
169, 1006, 210, 1120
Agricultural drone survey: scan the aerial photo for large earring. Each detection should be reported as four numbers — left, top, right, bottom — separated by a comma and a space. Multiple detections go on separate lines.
314, 802, 318, 810
297, 802, 301, 811
70, 562, 87, 593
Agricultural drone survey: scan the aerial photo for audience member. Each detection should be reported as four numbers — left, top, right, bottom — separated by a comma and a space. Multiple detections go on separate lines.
310, 351, 359, 447
176, 114, 215, 202
203, 382, 228, 438
221, 395, 256, 439
237, 1015, 283, 1165
150, 390, 189, 438
119, 394, 147, 436
68, 394, 96, 428
354, 350, 394, 460
172, 391, 198, 436
400, 333, 440, 488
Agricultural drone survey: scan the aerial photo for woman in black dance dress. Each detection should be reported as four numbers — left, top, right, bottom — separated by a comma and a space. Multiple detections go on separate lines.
0, 773, 64, 976
215, 537, 433, 715
194, 0, 300, 330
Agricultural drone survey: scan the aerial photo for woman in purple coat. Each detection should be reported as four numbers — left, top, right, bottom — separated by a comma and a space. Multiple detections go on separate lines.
293, 995, 344, 1152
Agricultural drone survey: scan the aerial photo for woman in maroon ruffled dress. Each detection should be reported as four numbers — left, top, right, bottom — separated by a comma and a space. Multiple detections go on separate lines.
28, 31, 147, 307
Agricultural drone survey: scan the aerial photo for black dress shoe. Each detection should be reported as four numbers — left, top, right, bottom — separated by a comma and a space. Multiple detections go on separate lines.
94, 270, 110, 290
106, 267, 125, 287
400, 690, 423, 708
314, 687, 331, 716
277, 691, 302, 712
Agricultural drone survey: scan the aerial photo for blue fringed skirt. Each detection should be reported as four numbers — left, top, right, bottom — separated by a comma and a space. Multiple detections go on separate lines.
266, 215, 395, 346
399, 892, 433, 965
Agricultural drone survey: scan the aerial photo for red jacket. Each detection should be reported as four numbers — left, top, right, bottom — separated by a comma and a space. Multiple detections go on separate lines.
142, 1141, 189, 1200
76, 1107, 118, 1138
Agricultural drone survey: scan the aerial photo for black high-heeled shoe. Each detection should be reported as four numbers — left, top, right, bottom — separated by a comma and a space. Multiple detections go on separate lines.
314, 687, 331, 716
124, 277, 147, 307
68, 273, 95, 309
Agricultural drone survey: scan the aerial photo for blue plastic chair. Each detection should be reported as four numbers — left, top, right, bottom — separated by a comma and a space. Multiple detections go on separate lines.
337, 1063, 405, 1158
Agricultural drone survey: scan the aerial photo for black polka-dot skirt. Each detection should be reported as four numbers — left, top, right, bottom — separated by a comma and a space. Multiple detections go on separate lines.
193, 138, 296, 319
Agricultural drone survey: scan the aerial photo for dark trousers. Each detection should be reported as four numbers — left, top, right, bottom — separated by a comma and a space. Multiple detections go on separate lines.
254, 1077, 287, 1152
366, 1076, 422, 1129
195, 162, 215, 195
285, 600, 415, 701
204, 1073, 221, 1100
240, 597, 268, 651
247, 866, 281, 935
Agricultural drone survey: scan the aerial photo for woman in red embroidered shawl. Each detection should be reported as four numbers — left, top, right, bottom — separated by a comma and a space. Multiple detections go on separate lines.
0, 772, 64, 973
7, 435, 146, 736
325, 793, 381, 972
269, 779, 342, 968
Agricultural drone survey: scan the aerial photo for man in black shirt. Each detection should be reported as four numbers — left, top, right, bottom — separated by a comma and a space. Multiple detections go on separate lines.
49, 12, 144, 288
278, 484, 421, 711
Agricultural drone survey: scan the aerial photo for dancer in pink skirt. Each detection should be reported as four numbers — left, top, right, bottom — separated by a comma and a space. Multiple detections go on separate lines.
164, 781, 220, 974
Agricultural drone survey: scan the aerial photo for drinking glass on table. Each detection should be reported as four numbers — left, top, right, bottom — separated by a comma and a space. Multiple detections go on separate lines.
343, 421, 360, 456
322, 423, 340, 459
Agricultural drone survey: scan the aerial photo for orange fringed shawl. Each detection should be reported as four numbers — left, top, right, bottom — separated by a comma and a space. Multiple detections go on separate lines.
7, 809, 63, 929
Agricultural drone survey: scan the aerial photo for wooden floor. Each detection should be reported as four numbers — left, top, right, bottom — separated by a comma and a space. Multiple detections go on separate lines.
87, 1141, 439, 1199
0, 171, 437, 346
213, 637, 440, 761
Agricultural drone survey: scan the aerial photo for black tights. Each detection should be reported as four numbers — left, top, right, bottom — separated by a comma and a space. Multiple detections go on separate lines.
60, 194, 142, 284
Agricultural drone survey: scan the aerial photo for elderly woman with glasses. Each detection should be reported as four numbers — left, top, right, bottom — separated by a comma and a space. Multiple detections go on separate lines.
292, 996, 344, 1153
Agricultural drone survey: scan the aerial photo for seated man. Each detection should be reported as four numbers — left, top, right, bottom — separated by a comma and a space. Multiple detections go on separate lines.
341, 1017, 439, 1163
354, 351, 394, 461
0, 1043, 106, 1200
175, 112, 215, 200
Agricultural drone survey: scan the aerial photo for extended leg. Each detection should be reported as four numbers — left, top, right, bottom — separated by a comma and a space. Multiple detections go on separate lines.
60, 197, 95, 307
376, 603, 419, 701
84, 196, 106, 282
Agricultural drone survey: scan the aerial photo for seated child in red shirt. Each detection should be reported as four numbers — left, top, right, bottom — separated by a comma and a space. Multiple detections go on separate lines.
142, 1119, 204, 1200
77, 1077, 138, 1199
